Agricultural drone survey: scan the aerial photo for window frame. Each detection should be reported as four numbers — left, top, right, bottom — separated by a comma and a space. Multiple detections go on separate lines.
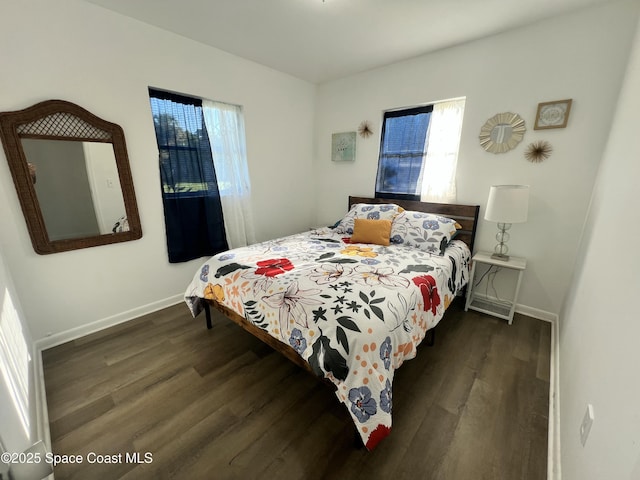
375, 104, 434, 201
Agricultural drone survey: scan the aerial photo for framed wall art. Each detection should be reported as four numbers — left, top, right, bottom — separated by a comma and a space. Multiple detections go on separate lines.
534, 99, 572, 130
331, 131, 356, 162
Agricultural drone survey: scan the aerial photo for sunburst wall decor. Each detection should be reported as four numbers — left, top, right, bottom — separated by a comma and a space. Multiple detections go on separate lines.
358, 121, 373, 138
524, 140, 553, 163
478, 112, 526, 154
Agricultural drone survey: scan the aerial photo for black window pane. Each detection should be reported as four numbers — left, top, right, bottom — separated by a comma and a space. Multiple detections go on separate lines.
149, 96, 219, 198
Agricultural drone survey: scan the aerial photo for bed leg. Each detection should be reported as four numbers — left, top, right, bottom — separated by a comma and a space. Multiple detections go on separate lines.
204, 302, 212, 330
353, 426, 365, 449
426, 328, 435, 346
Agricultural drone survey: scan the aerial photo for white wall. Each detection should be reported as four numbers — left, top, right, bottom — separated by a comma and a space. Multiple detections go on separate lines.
0, 0, 316, 342
0, 247, 38, 459
313, 0, 639, 319
559, 14, 640, 480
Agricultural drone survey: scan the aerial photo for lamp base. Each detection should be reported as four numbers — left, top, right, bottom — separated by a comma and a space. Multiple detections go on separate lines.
492, 223, 512, 261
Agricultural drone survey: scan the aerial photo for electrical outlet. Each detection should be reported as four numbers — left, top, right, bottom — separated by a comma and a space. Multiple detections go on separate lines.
580, 403, 595, 446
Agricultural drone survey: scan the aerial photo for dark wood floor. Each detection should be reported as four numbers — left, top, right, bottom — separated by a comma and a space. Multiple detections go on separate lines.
42, 299, 550, 480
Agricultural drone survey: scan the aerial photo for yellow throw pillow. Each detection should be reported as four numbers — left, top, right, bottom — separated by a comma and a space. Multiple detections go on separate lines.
351, 218, 392, 246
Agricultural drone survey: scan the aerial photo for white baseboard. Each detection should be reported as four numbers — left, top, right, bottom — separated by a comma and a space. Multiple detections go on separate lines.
548, 315, 561, 480
34, 294, 185, 352
515, 303, 558, 324
32, 345, 54, 479
470, 293, 559, 324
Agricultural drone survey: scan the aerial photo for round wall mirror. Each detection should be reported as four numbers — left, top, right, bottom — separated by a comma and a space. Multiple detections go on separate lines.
479, 112, 526, 154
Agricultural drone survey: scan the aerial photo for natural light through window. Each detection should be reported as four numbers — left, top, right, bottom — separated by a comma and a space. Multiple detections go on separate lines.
0, 288, 31, 437
375, 97, 465, 203
419, 98, 465, 203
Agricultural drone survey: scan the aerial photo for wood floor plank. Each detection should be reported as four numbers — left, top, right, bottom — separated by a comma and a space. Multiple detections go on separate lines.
120, 405, 241, 480
173, 370, 330, 479
43, 299, 550, 479
48, 394, 115, 441
130, 351, 262, 454
258, 408, 351, 480
53, 366, 204, 453
434, 363, 477, 415
46, 339, 191, 421
394, 404, 460, 478
435, 377, 504, 480
226, 382, 330, 472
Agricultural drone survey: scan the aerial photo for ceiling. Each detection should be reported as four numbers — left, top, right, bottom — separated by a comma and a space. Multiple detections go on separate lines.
84, 0, 616, 84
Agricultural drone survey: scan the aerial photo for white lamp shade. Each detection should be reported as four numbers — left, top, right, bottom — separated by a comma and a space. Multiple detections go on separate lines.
484, 185, 529, 223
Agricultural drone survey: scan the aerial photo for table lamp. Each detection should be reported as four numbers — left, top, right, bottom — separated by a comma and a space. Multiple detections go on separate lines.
484, 185, 529, 260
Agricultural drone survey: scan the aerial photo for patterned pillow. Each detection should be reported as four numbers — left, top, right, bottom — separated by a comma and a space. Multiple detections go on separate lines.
334, 203, 404, 234
390, 210, 459, 255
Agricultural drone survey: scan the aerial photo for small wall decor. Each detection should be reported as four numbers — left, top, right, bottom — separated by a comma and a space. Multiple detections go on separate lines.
358, 121, 373, 138
331, 131, 356, 162
479, 112, 526, 154
524, 140, 553, 163
534, 99, 572, 130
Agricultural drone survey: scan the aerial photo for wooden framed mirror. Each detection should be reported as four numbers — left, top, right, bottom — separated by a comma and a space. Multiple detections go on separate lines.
0, 100, 142, 254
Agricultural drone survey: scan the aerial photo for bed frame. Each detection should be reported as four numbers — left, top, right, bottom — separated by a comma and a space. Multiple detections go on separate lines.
202, 196, 480, 382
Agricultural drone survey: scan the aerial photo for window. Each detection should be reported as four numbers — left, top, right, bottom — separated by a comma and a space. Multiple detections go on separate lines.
375, 98, 465, 203
375, 106, 432, 200
149, 88, 228, 262
149, 88, 255, 258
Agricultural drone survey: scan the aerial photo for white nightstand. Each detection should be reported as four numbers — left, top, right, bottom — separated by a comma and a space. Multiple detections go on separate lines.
465, 251, 526, 324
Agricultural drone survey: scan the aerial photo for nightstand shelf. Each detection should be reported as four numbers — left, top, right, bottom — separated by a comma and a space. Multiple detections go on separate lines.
465, 251, 526, 324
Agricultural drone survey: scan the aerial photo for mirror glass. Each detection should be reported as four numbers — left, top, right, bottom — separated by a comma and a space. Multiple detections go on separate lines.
21, 139, 127, 241
0, 100, 142, 254
489, 124, 512, 144
479, 112, 526, 154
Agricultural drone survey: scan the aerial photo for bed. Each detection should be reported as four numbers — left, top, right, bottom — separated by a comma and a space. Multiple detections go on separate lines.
184, 196, 479, 449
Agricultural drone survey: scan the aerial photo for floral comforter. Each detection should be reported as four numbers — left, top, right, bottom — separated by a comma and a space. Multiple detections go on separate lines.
184, 227, 471, 449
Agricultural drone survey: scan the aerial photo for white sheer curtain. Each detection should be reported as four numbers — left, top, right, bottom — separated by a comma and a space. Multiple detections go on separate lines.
420, 98, 466, 203
202, 100, 256, 248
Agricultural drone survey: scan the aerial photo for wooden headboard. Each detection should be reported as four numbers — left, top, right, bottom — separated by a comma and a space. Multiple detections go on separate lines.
348, 196, 480, 253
